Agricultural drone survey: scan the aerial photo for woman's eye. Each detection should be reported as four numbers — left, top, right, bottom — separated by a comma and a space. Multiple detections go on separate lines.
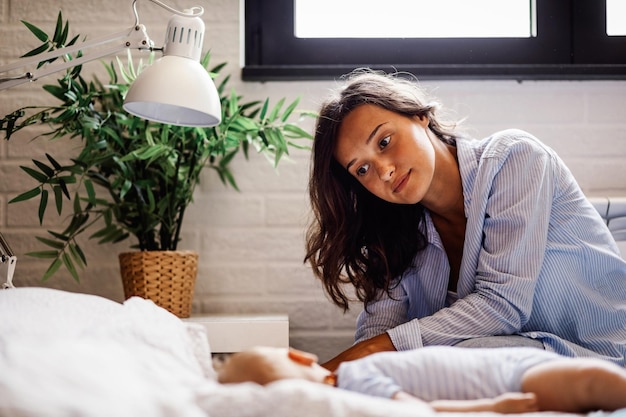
379, 136, 390, 149
356, 164, 369, 176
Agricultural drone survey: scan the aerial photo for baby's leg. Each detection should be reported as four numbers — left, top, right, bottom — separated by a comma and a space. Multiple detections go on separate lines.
521, 357, 626, 412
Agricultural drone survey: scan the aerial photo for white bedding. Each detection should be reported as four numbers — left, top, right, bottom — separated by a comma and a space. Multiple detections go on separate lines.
0, 287, 622, 417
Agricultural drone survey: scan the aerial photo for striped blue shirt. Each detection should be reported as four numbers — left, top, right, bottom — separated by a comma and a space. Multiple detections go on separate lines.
355, 129, 626, 365
337, 347, 561, 400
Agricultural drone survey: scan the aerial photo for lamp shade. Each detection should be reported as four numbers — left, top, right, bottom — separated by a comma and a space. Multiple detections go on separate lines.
123, 11, 222, 127
123, 55, 221, 127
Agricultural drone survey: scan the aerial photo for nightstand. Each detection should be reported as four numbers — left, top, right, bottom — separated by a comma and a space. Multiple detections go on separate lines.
183, 314, 289, 353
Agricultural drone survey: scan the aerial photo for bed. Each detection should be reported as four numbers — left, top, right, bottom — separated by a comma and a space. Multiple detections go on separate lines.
0, 288, 623, 417
0, 286, 429, 417
1, 197, 625, 417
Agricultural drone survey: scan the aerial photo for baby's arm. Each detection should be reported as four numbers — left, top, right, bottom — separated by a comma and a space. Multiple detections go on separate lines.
393, 391, 539, 414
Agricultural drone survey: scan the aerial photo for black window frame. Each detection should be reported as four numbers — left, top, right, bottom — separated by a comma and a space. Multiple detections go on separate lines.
243, 0, 626, 81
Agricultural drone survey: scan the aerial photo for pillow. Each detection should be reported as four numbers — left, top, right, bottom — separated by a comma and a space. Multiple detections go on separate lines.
0, 287, 217, 417
0, 287, 215, 377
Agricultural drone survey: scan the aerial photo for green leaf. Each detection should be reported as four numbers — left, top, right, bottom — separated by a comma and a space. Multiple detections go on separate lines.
259, 98, 269, 120
20, 165, 48, 182
86, 172, 109, 189
21, 42, 50, 58
120, 179, 132, 199
67, 33, 79, 48
268, 98, 285, 122
106, 59, 117, 82
281, 98, 300, 122
221, 168, 239, 191
42, 258, 63, 281
112, 231, 129, 243
283, 123, 313, 139
73, 192, 82, 213
123, 145, 167, 162
103, 209, 112, 226
33, 159, 55, 177
231, 116, 258, 132
62, 252, 80, 282
68, 243, 86, 269
210, 61, 227, 74
9, 187, 41, 203
45, 153, 63, 170
21, 20, 49, 43
228, 90, 238, 116
52, 11, 64, 45
53, 186, 63, 214
42, 84, 67, 100
273, 147, 285, 167
59, 179, 70, 199
146, 187, 156, 213
84, 179, 96, 203
38, 189, 48, 224
60, 21, 70, 46
100, 126, 121, 144
74, 244, 87, 265
47, 230, 69, 241
27, 250, 60, 259
96, 227, 126, 244
90, 225, 115, 239
63, 213, 89, 237
35, 236, 65, 249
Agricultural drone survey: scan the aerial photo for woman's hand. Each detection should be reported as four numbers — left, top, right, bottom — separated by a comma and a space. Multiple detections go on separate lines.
321, 332, 396, 372
428, 393, 539, 414
490, 393, 539, 414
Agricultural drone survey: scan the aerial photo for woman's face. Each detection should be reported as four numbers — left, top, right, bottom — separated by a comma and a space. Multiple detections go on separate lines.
333, 104, 435, 205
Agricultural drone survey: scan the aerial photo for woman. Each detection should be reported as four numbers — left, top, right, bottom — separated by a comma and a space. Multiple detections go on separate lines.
304, 69, 626, 371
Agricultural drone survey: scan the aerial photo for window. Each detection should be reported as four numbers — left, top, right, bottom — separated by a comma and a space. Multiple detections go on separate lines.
294, 0, 534, 39
243, 0, 626, 81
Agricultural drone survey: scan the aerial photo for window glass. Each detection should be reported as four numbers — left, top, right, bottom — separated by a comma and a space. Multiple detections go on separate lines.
606, 0, 626, 35
294, 0, 534, 38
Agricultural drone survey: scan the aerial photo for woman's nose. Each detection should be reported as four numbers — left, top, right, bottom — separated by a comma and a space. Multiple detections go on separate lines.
375, 161, 394, 181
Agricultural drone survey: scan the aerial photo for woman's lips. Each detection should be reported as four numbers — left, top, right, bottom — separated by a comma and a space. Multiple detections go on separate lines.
393, 171, 410, 193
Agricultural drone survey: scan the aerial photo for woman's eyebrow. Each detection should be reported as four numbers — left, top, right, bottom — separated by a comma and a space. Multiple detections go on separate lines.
345, 122, 387, 171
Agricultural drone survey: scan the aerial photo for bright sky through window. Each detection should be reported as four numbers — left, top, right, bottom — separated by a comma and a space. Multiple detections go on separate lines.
295, 0, 534, 38
607, 0, 626, 35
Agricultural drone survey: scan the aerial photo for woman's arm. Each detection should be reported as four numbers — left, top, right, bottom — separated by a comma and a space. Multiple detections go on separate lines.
322, 275, 412, 371
322, 332, 396, 371
395, 391, 539, 414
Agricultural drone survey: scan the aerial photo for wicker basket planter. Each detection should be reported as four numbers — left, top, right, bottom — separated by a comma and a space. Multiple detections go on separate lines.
119, 250, 198, 318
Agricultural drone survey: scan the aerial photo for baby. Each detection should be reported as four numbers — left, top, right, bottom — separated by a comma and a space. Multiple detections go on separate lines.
218, 345, 626, 413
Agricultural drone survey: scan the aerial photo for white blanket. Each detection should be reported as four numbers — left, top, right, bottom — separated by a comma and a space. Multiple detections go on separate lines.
0, 287, 621, 417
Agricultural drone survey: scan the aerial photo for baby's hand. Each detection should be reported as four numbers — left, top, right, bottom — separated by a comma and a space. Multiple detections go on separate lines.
492, 392, 539, 414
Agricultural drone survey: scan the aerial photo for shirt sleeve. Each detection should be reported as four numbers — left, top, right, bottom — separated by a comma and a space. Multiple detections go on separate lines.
336, 358, 403, 399
375, 132, 559, 350
354, 280, 422, 346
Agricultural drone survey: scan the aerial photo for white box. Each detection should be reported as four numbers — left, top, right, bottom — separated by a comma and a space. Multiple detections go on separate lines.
183, 314, 289, 353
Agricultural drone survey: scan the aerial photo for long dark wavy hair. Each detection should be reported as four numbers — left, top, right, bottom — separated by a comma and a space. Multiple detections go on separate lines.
304, 69, 461, 311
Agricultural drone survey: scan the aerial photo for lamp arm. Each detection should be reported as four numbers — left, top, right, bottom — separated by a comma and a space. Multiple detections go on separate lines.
0, 24, 154, 91
0, 0, 205, 91
0, 231, 16, 289
145, 0, 203, 18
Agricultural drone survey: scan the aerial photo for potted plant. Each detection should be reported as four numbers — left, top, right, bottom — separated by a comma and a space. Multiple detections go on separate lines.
0, 13, 313, 316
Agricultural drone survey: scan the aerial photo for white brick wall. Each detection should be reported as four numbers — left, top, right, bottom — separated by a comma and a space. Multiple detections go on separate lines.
2, 0, 626, 362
